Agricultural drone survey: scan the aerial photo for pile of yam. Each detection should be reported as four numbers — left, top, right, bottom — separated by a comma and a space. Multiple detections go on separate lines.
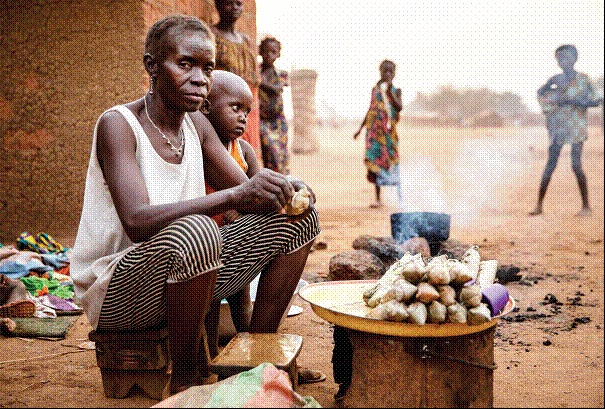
363, 246, 498, 326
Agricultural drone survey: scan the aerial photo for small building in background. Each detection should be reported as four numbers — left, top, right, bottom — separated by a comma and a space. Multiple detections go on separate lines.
461, 109, 504, 128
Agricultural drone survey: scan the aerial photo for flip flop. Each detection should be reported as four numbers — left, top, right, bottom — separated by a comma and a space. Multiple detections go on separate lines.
0, 299, 36, 318
298, 367, 326, 384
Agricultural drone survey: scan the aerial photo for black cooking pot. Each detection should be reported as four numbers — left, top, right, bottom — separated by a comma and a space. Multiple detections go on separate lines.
390, 212, 451, 244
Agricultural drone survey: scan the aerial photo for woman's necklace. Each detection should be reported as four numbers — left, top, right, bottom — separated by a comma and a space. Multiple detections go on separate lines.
144, 94, 185, 156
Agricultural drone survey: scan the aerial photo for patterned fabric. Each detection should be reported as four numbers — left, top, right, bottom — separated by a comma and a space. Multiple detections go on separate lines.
213, 31, 262, 159
260, 115, 289, 175
538, 73, 596, 145
213, 33, 259, 87
363, 83, 400, 185
259, 66, 290, 174
153, 363, 321, 408
206, 139, 249, 227
259, 66, 287, 120
97, 210, 320, 330
98, 215, 223, 330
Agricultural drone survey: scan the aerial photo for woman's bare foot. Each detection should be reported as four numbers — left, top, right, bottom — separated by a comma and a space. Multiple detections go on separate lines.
576, 207, 592, 217
369, 201, 383, 209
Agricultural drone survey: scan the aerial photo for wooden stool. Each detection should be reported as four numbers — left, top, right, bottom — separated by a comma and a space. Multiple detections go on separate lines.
88, 325, 170, 400
209, 332, 303, 390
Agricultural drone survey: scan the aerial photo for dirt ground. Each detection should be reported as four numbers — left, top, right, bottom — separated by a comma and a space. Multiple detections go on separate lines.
0, 123, 603, 408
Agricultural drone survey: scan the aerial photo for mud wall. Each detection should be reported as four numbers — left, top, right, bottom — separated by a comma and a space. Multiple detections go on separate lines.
0, 0, 256, 243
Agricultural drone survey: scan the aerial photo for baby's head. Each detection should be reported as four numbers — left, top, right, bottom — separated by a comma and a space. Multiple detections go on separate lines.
206, 70, 253, 144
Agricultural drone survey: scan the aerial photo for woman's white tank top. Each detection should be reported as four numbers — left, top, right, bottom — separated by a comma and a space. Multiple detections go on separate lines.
71, 105, 206, 328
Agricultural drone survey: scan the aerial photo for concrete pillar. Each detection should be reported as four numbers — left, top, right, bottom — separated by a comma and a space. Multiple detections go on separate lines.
290, 69, 319, 154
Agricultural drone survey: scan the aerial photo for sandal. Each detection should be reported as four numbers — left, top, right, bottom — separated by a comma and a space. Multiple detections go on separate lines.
298, 367, 326, 384
0, 299, 36, 318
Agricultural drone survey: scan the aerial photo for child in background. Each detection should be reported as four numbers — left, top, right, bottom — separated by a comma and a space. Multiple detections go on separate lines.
212, 0, 262, 159
354, 59, 403, 208
531, 44, 601, 216
259, 36, 290, 174
203, 70, 257, 358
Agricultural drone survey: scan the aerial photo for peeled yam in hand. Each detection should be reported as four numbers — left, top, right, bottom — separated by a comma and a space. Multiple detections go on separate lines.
447, 303, 468, 323
468, 303, 492, 325
284, 186, 311, 216
407, 302, 428, 325
415, 282, 440, 303
477, 260, 498, 289
459, 284, 483, 308
428, 300, 447, 323
437, 285, 457, 306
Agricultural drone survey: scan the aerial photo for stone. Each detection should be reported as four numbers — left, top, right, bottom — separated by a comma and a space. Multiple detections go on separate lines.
352, 235, 404, 267
400, 237, 431, 258
437, 238, 473, 259
328, 250, 386, 281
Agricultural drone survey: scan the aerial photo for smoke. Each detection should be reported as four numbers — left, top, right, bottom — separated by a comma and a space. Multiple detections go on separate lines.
387, 133, 532, 227
388, 154, 447, 213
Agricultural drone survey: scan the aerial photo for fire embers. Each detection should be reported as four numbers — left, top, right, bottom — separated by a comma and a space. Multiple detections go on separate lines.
363, 246, 498, 325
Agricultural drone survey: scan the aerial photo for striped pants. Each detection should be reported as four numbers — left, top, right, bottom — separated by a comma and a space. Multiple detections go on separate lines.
97, 209, 320, 330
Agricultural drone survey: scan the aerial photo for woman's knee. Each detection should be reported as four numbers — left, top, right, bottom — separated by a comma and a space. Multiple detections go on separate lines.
161, 215, 223, 277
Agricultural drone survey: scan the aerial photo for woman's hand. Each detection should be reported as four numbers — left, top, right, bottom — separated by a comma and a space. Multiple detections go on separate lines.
233, 168, 295, 214
283, 175, 316, 222
223, 209, 243, 225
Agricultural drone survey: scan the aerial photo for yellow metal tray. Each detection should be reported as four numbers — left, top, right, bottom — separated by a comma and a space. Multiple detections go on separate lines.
299, 280, 515, 337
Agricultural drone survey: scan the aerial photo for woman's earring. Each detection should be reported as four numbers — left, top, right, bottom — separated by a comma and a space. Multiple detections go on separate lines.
149, 76, 156, 94
200, 98, 211, 114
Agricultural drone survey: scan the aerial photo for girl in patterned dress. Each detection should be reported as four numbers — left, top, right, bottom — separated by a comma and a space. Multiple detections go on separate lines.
259, 36, 290, 174
354, 60, 403, 208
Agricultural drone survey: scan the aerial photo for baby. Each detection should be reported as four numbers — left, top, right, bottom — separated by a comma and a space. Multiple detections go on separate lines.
202, 70, 258, 357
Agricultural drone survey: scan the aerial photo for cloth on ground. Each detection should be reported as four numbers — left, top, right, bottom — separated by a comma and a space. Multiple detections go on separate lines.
5, 315, 79, 338
20, 276, 74, 299
153, 363, 321, 408
38, 294, 82, 315
17, 232, 69, 254
0, 259, 53, 279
